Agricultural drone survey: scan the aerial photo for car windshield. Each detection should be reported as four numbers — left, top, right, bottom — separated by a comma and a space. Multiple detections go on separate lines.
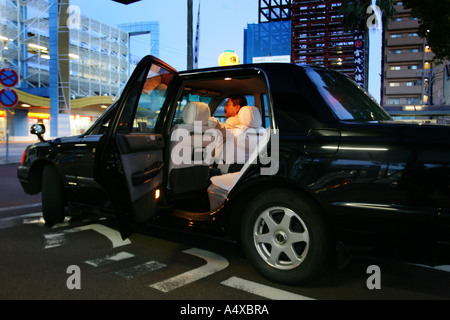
306, 68, 392, 121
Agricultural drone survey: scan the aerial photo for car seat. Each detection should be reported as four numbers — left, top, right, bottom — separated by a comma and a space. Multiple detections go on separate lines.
168, 101, 214, 195
208, 106, 267, 211
216, 106, 265, 173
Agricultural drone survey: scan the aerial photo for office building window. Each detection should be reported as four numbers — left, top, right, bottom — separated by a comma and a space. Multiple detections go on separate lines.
406, 98, 421, 104
387, 98, 401, 105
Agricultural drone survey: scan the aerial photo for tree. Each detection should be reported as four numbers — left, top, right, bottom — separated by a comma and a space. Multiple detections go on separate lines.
403, 0, 450, 62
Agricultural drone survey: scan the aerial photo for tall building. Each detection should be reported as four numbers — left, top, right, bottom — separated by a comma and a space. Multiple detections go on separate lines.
1, 0, 130, 98
291, 0, 356, 77
0, 0, 160, 140
244, 0, 292, 64
383, 0, 450, 124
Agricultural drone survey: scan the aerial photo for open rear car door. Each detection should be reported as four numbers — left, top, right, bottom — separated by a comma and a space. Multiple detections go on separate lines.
94, 56, 178, 239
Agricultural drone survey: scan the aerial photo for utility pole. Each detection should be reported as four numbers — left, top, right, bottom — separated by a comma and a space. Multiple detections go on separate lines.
187, 0, 193, 70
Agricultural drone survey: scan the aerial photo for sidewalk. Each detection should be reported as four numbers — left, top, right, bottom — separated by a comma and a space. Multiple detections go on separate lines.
0, 141, 37, 165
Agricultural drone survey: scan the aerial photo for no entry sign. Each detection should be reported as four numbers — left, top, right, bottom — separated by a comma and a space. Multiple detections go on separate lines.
0, 68, 19, 88
0, 88, 19, 108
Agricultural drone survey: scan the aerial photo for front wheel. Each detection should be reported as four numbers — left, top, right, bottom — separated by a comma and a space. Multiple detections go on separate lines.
240, 189, 332, 285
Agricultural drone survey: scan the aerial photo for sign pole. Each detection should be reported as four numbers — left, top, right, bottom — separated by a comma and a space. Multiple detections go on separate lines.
5, 108, 9, 162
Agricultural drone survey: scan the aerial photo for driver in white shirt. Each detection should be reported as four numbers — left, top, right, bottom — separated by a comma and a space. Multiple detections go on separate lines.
208, 95, 247, 132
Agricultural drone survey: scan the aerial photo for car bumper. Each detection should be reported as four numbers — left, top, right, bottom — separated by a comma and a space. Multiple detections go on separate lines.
17, 165, 31, 194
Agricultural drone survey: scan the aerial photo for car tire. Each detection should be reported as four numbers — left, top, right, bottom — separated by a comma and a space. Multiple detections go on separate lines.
42, 165, 65, 226
240, 189, 332, 285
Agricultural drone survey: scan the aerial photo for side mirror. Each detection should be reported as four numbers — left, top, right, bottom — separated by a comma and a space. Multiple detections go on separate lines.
30, 124, 46, 142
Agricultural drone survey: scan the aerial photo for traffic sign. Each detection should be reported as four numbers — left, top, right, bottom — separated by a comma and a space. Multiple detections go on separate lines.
0, 88, 19, 108
0, 68, 19, 88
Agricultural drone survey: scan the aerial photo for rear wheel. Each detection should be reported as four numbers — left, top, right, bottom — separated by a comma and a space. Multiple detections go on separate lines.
42, 165, 66, 226
240, 189, 332, 285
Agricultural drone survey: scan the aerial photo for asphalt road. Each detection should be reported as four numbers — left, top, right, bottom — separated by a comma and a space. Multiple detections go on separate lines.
1, 162, 450, 306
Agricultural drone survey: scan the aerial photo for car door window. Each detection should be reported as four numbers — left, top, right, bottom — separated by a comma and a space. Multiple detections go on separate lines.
171, 93, 213, 127
118, 64, 174, 133
87, 107, 114, 136
212, 94, 256, 124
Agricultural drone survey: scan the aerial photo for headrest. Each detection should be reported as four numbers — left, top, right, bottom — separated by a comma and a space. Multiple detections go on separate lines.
238, 106, 263, 128
182, 101, 211, 125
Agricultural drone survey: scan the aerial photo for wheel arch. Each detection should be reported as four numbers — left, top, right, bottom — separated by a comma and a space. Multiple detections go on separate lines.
27, 159, 57, 195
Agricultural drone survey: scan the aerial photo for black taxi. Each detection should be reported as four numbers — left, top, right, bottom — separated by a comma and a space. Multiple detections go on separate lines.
18, 56, 450, 285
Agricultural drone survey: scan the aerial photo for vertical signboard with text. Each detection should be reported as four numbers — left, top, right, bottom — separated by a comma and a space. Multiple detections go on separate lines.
354, 32, 365, 89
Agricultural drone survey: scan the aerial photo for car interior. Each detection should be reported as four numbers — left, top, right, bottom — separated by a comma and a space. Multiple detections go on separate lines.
165, 74, 271, 216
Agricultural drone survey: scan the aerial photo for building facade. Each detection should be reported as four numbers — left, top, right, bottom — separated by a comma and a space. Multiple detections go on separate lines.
0, 0, 160, 141
383, 0, 450, 124
291, 0, 356, 77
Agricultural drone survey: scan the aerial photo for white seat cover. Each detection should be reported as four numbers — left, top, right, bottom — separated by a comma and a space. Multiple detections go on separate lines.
169, 101, 212, 194
208, 106, 268, 210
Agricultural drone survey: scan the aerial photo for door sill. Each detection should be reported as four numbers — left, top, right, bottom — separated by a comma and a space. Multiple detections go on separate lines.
171, 209, 212, 222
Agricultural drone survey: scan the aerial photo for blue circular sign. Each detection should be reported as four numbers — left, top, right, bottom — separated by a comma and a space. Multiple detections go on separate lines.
0, 88, 19, 108
0, 68, 19, 87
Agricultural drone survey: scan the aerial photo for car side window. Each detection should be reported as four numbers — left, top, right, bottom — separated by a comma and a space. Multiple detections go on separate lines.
171, 93, 213, 127
118, 64, 174, 133
212, 94, 265, 127
212, 99, 227, 123
86, 105, 115, 135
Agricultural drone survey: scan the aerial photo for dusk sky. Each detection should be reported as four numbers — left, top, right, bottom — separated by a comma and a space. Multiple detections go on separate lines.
71, 0, 259, 71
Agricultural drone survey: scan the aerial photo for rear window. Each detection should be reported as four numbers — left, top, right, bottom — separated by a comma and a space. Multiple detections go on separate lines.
306, 69, 391, 121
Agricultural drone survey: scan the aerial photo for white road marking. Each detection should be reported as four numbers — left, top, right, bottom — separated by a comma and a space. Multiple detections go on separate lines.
43, 232, 67, 249
71, 224, 131, 248
149, 248, 229, 293
85, 251, 135, 267
0, 212, 42, 229
221, 276, 315, 300
43, 224, 131, 249
410, 263, 450, 273
0, 203, 41, 212
21, 214, 45, 225
115, 261, 167, 279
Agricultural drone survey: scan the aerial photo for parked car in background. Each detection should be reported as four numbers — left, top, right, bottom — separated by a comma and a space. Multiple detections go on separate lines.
18, 56, 450, 285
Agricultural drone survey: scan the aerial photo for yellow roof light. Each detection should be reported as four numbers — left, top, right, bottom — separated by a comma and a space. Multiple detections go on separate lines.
218, 50, 240, 66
